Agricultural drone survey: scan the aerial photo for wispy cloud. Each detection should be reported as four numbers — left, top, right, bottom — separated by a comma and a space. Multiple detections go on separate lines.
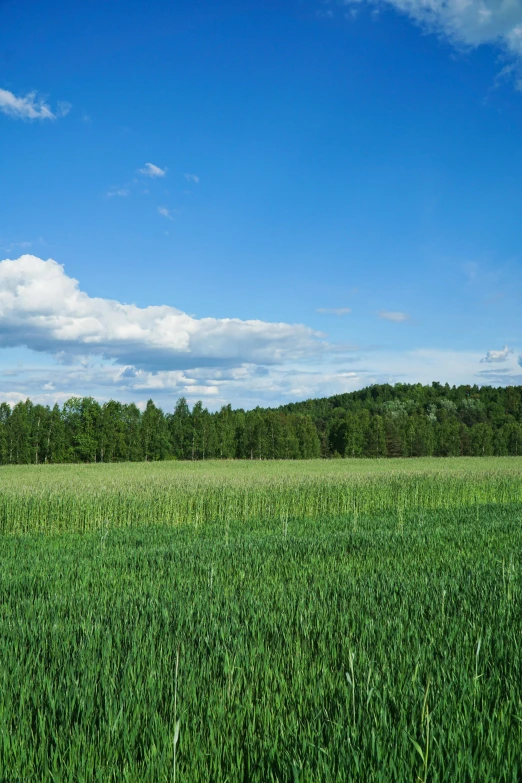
378, 310, 409, 322
56, 101, 72, 118
316, 307, 352, 315
0, 88, 70, 120
107, 188, 130, 198
339, 0, 522, 65
139, 162, 166, 178
157, 206, 174, 220
1, 240, 32, 253
184, 173, 200, 184
481, 345, 513, 363
1, 237, 48, 255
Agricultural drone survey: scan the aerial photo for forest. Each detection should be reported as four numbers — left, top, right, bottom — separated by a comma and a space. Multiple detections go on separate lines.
1, 382, 521, 464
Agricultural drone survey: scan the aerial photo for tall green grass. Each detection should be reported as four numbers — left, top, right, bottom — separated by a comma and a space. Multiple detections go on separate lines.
1, 506, 521, 781
1, 459, 521, 780
1, 458, 522, 533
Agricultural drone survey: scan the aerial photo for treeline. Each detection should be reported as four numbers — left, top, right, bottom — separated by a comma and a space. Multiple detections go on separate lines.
0, 398, 320, 464
0, 382, 521, 464
280, 382, 522, 458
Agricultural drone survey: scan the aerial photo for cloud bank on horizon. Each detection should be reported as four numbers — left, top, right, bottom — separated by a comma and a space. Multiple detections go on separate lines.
0, 256, 519, 410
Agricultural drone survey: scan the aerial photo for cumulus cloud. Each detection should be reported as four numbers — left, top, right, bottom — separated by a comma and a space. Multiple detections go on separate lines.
139, 163, 166, 178
481, 345, 513, 362
157, 206, 174, 220
341, 0, 522, 60
0, 255, 328, 372
0, 88, 69, 120
316, 307, 352, 315
378, 310, 409, 322
184, 173, 200, 183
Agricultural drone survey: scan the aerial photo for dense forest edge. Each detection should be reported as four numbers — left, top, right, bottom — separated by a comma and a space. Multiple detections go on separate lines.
1, 382, 522, 464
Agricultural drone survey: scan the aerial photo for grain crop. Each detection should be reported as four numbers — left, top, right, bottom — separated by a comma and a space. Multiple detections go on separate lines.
0, 458, 520, 781
0, 457, 522, 533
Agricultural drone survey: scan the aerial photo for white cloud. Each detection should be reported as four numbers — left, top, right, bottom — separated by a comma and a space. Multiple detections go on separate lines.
184, 173, 200, 183
0, 256, 518, 410
378, 310, 409, 322
341, 0, 522, 60
119, 347, 518, 407
139, 163, 166, 178
481, 345, 513, 363
157, 206, 174, 220
316, 307, 352, 315
0, 389, 77, 407
0, 356, 363, 409
0, 88, 69, 120
0, 255, 328, 372
2, 341, 521, 410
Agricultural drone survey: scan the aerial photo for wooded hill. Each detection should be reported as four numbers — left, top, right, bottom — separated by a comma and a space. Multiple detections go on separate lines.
1, 382, 521, 464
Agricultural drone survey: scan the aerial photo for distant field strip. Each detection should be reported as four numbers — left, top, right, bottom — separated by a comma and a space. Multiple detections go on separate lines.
1, 458, 521, 533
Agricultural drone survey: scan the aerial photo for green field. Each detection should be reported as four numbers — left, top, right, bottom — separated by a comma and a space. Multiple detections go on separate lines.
1, 457, 522, 533
1, 458, 521, 781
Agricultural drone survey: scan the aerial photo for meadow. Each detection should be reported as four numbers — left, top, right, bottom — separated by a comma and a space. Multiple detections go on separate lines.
0, 458, 521, 781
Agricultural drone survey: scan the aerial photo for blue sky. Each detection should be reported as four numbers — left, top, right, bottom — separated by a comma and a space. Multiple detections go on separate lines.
1, 0, 521, 410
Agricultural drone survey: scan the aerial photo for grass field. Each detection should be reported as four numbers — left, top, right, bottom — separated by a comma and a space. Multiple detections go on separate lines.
1, 458, 521, 781
1, 457, 522, 533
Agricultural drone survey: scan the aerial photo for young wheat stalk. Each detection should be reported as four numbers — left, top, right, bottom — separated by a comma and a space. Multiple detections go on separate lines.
173, 649, 180, 783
